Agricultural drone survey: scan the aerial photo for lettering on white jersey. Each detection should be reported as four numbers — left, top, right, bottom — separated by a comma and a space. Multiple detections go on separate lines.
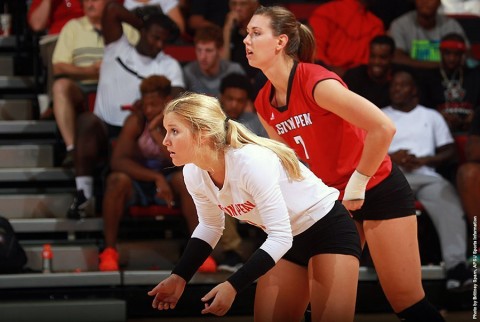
275, 113, 312, 135
218, 200, 256, 217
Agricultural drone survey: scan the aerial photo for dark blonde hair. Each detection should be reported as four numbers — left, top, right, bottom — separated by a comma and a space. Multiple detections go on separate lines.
164, 92, 303, 180
254, 6, 316, 63
140, 75, 171, 97
194, 25, 224, 48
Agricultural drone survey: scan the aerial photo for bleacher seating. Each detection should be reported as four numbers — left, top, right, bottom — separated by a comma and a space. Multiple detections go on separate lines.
0, 2, 474, 321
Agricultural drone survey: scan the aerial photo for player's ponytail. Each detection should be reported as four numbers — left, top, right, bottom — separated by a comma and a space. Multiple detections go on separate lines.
164, 92, 303, 181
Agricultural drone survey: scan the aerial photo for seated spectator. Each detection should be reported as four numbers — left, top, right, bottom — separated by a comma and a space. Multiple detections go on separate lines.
343, 35, 400, 108
27, 0, 83, 116
308, 0, 385, 77
383, 69, 472, 292
421, 33, 480, 134
122, 0, 185, 35
223, 0, 260, 80
183, 25, 245, 96
187, 0, 229, 32
51, 0, 139, 167
457, 108, 480, 234
220, 73, 266, 137
99, 75, 198, 271
389, 0, 468, 69
368, 0, 415, 30
67, 1, 184, 219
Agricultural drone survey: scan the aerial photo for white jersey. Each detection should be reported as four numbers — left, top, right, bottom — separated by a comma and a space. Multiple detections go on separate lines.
184, 144, 339, 263
94, 35, 184, 126
383, 105, 454, 177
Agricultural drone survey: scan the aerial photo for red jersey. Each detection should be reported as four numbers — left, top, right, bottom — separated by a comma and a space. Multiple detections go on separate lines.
28, 0, 83, 35
255, 62, 391, 196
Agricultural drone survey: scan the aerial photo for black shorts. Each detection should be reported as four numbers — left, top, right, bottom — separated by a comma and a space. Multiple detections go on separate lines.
282, 201, 361, 267
350, 163, 416, 221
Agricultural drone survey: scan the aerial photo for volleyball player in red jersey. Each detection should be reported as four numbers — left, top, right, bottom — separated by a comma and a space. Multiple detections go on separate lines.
245, 6, 445, 322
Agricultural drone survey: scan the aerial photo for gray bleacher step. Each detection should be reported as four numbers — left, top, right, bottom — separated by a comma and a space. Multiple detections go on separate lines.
0, 193, 73, 218
0, 36, 15, 48
123, 265, 446, 286
0, 75, 35, 90
10, 217, 103, 233
0, 120, 56, 134
0, 56, 14, 76
23, 244, 101, 272
0, 299, 126, 322
0, 99, 33, 120
0, 167, 74, 182
0, 145, 53, 168
0, 271, 120, 289
358, 265, 445, 281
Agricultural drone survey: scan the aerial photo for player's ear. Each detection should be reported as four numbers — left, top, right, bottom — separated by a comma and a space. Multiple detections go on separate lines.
276, 34, 289, 51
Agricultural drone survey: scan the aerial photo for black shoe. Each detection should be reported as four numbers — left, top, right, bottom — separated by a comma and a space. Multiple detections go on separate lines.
67, 190, 94, 220
446, 262, 473, 292
61, 150, 74, 168
218, 251, 243, 273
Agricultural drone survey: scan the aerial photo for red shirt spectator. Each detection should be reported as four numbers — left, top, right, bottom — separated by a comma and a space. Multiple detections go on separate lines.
308, 0, 384, 76
28, 0, 83, 35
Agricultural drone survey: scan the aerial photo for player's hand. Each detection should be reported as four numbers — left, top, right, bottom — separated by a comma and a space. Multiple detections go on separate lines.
200, 281, 237, 316
342, 199, 364, 211
148, 274, 186, 310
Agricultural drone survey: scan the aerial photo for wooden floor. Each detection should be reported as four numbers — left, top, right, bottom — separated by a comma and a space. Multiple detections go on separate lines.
128, 309, 473, 321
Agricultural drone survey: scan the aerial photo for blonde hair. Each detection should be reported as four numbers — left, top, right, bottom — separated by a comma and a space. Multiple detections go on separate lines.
164, 92, 303, 180
254, 6, 316, 63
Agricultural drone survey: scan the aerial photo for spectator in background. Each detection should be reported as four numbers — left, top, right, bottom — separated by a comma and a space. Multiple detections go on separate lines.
457, 108, 480, 234
27, 0, 83, 117
389, 0, 468, 69
368, 0, 415, 30
122, 0, 185, 35
308, 0, 384, 77
223, 0, 260, 81
220, 73, 266, 138
183, 25, 245, 96
383, 69, 472, 292
67, 1, 184, 219
421, 33, 480, 133
51, 0, 139, 168
343, 35, 400, 108
187, 0, 229, 32
98, 75, 200, 271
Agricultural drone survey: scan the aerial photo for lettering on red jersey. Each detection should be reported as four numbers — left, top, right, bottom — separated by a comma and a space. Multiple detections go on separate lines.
218, 200, 256, 217
274, 113, 312, 135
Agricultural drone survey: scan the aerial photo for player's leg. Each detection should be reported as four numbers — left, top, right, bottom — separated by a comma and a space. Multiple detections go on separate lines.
308, 253, 359, 322
254, 259, 309, 322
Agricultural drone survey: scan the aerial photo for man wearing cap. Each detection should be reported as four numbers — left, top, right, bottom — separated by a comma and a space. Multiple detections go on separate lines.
421, 33, 480, 133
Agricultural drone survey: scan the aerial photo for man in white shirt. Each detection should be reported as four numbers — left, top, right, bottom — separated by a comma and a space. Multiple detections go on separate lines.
67, 1, 185, 220
383, 68, 471, 292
